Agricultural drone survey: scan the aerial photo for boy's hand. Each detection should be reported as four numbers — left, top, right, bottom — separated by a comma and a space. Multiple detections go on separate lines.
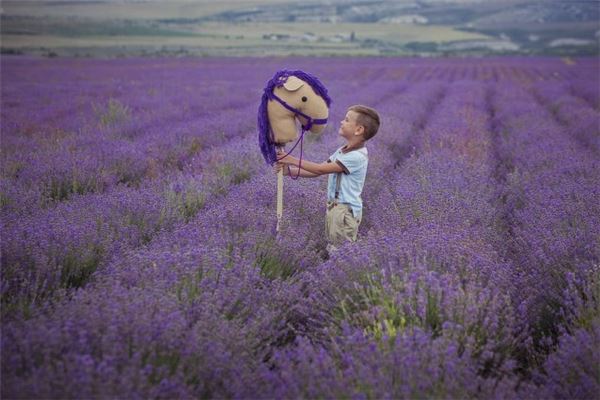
276, 150, 298, 166
273, 162, 287, 175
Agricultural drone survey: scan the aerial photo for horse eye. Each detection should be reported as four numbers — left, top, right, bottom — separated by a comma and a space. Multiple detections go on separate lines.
301, 96, 307, 102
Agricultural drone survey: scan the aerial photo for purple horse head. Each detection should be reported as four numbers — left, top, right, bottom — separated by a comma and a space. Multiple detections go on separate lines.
258, 69, 332, 165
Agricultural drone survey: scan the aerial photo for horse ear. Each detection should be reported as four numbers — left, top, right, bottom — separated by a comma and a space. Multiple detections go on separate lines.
283, 76, 304, 92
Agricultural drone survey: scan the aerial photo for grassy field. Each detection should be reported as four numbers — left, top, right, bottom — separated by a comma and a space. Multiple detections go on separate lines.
1, 0, 292, 19
1, 0, 596, 57
1, 33, 381, 57
1, 22, 491, 57
1, 0, 492, 57
192, 22, 490, 43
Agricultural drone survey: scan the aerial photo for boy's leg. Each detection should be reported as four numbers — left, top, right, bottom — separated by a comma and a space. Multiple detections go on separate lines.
326, 203, 360, 246
325, 202, 338, 253
344, 207, 360, 242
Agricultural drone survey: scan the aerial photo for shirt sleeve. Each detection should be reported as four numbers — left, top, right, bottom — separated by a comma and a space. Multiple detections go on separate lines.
336, 151, 366, 175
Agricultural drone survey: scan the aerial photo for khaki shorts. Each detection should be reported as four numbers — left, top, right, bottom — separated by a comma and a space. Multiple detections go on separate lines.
326, 201, 361, 245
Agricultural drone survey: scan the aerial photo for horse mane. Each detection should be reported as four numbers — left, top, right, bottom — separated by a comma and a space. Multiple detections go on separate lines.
258, 69, 331, 165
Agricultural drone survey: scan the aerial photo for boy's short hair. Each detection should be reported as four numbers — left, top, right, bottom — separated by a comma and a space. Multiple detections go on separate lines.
349, 105, 380, 141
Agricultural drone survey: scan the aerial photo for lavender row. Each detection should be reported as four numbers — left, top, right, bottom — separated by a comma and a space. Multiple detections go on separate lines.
271, 79, 528, 397
0, 64, 397, 316
1, 77, 431, 397
0, 140, 342, 398
0, 74, 561, 398
260, 67, 597, 396
1, 58, 396, 213
1, 102, 258, 214
1, 137, 266, 317
531, 81, 600, 153
1, 58, 310, 211
490, 80, 599, 392
2, 57, 599, 398
1, 57, 266, 138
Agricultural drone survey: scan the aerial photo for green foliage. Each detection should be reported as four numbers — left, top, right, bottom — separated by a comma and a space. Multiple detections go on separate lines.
175, 267, 207, 304
3, 160, 25, 179
0, 192, 11, 208
218, 163, 251, 184
94, 98, 130, 127
164, 183, 206, 223
60, 245, 104, 290
566, 268, 600, 332
254, 240, 299, 281
124, 212, 154, 245
111, 159, 146, 186
210, 162, 252, 196
187, 137, 203, 156
331, 261, 516, 378
47, 176, 72, 201
142, 348, 182, 385
334, 272, 441, 344
2, 298, 33, 320
45, 174, 102, 202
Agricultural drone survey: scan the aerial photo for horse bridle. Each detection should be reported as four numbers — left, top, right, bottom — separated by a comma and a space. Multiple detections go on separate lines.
269, 80, 329, 179
270, 92, 328, 131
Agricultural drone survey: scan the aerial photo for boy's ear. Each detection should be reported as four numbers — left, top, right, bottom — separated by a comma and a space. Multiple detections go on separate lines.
354, 125, 365, 136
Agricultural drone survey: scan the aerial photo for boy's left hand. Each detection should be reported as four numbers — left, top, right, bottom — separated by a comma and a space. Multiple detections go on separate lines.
276, 150, 298, 166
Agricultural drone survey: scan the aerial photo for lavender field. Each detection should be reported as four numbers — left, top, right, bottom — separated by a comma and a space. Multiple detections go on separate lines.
1, 56, 599, 399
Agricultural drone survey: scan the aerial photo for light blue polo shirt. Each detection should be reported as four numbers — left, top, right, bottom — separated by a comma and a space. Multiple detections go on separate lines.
326, 146, 369, 220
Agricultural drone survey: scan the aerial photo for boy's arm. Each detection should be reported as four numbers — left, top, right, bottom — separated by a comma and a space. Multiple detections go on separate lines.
274, 163, 320, 178
277, 151, 344, 176
288, 166, 320, 178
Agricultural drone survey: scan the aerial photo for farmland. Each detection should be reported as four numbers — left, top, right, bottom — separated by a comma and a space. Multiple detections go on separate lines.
1, 56, 599, 398
2, 0, 598, 57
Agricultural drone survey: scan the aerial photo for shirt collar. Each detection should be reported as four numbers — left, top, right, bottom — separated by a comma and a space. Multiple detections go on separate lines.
341, 142, 365, 154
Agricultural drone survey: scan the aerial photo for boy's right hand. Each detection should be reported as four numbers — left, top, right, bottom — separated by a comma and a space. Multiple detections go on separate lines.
273, 162, 286, 175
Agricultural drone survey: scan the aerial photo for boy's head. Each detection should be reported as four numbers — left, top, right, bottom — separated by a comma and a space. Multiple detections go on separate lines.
346, 105, 380, 141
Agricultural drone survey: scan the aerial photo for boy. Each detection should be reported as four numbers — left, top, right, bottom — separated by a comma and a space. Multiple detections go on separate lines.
276, 104, 380, 250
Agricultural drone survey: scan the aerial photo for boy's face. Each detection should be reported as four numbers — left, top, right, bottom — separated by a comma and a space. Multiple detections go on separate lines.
338, 110, 363, 139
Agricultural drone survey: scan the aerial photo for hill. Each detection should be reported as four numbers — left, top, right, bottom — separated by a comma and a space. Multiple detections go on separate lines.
1, 0, 598, 57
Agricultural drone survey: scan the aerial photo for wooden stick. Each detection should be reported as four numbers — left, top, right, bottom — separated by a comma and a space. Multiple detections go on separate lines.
276, 167, 283, 232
